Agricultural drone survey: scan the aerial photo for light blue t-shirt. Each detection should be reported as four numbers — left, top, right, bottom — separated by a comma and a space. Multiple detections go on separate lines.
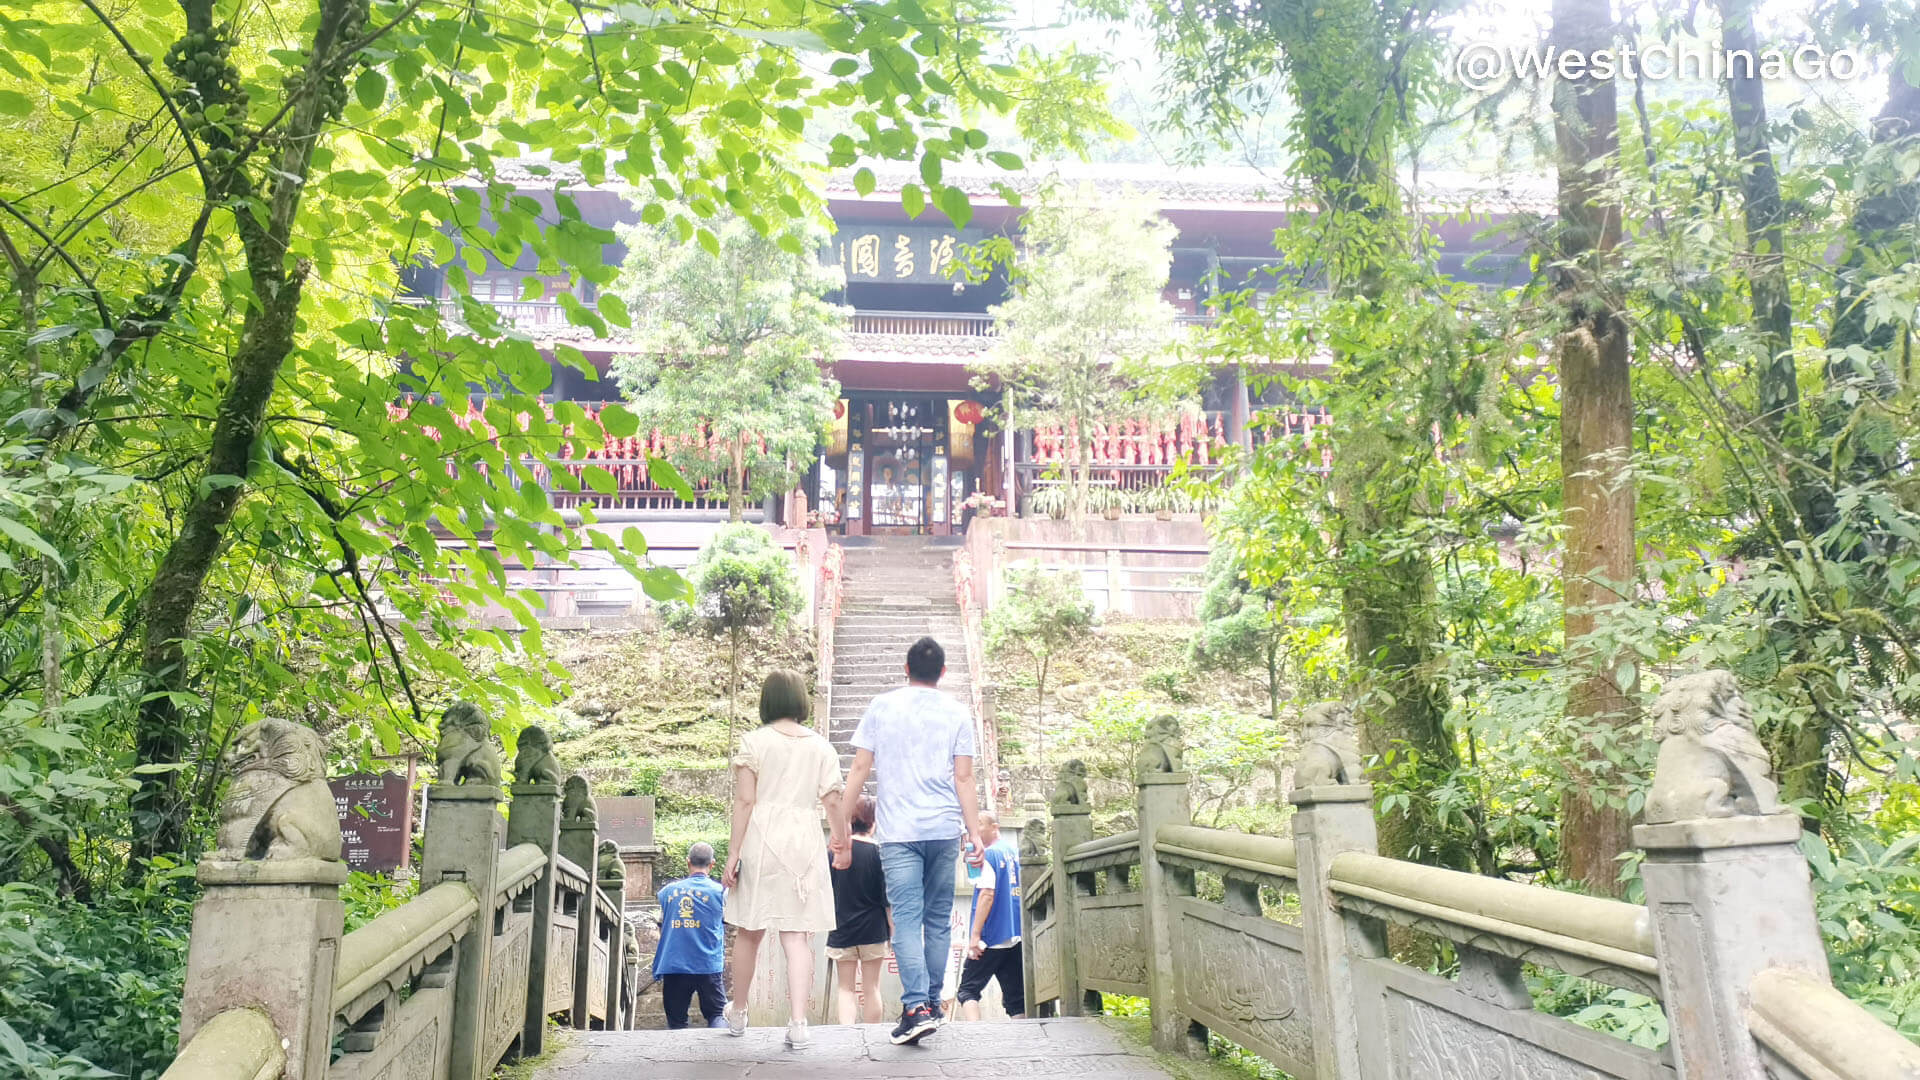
852, 685, 975, 843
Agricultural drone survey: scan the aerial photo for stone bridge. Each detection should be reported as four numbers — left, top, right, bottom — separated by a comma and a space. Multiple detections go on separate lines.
153, 677, 1920, 1080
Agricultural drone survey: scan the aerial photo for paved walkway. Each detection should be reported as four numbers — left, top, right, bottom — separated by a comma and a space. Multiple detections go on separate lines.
539, 1018, 1176, 1079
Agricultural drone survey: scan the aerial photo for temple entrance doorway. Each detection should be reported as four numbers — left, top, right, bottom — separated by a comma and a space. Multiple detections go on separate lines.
821, 394, 992, 537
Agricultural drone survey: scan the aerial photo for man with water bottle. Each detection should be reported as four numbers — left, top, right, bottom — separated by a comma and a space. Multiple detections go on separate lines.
955, 810, 1025, 1020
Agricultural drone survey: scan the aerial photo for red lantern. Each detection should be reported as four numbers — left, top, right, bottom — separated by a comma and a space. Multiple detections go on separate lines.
953, 399, 984, 425
834, 399, 847, 419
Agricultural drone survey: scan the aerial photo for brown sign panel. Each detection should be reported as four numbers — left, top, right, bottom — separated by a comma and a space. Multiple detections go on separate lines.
596, 795, 655, 849
331, 772, 412, 872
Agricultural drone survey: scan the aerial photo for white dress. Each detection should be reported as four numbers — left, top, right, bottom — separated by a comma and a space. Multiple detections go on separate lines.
725, 724, 844, 932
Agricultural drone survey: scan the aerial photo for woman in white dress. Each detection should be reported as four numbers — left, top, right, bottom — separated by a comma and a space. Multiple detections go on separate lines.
722, 669, 849, 1047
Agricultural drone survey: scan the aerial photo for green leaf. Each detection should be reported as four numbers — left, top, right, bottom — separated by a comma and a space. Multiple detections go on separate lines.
0, 90, 30, 116
901, 183, 925, 219
600, 404, 640, 438
354, 69, 387, 110
0, 516, 61, 567
828, 57, 859, 77
648, 456, 694, 500
853, 167, 876, 196
986, 150, 1024, 171
27, 324, 78, 345
620, 525, 649, 557
641, 565, 691, 603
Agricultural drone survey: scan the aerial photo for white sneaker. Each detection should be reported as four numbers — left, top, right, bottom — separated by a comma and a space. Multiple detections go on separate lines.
725, 1003, 747, 1036
786, 1019, 811, 1049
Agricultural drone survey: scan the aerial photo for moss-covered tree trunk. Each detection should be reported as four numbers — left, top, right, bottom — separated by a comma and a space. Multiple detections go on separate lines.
727, 434, 747, 522
128, 0, 362, 873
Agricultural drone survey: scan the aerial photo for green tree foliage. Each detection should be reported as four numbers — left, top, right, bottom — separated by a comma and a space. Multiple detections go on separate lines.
977, 194, 1180, 531
0, 0, 1082, 887
1190, 542, 1287, 725
984, 565, 1094, 758
610, 212, 844, 521
668, 524, 803, 740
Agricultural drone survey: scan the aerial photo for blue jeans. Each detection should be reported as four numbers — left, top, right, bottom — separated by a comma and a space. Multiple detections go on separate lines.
880, 838, 958, 1009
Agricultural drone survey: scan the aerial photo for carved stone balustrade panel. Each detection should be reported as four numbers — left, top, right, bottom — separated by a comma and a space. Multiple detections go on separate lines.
1076, 896, 1149, 996
329, 985, 454, 1080
544, 919, 576, 1017
482, 906, 533, 1065
1353, 958, 1676, 1080
1031, 915, 1061, 1004
1173, 897, 1316, 1079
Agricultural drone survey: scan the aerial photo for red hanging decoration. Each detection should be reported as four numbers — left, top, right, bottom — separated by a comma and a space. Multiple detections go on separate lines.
954, 399, 984, 425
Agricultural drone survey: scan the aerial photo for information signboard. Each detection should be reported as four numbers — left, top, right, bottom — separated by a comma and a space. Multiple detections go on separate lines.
596, 795, 656, 849
330, 772, 413, 872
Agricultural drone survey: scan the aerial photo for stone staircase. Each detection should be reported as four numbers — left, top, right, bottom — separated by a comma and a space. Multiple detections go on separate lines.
827, 537, 972, 787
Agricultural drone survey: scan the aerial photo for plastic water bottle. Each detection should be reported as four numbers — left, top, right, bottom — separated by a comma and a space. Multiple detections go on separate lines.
965, 841, 982, 885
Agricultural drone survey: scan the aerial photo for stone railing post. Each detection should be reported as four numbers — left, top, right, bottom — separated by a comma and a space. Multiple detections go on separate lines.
557, 776, 599, 1030
1047, 760, 1097, 1016
1288, 700, 1380, 1080
1017, 812, 1049, 1018
1632, 671, 1830, 1080
505, 728, 562, 1056
1135, 717, 1203, 1056
178, 719, 346, 1080
597, 839, 627, 1032
421, 711, 506, 1080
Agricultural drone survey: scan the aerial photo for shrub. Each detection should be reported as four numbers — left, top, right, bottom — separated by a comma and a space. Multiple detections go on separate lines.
984, 565, 1094, 759
0, 874, 193, 1080
667, 524, 803, 744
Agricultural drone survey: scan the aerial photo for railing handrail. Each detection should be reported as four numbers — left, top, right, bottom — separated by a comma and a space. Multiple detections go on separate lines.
1327, 851, 1657, 974
331, 881, 479, 1019
159, 1008, 284, 1080
1748, 965, 1920, 1080
1065, 828, 1141, 868
1153, 824, 1299, 881
496, 843, 548, 897
1003, 541, 1210, 556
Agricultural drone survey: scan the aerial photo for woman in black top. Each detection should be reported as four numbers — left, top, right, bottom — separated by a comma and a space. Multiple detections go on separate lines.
826, 794, 891, 1024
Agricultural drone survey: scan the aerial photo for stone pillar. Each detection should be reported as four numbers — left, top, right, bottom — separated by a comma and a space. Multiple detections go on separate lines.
1137, 761, 1200, 1055
599, 878, 626, 1031
558, 817, 598, 1029
180, 858, 346, 1080
1632, 670, 1834, 1080
1047, 763, 1096, 1017
1018, 835, 1048, 1019
505, 776, 560, 1057
421, 782, 505, 1080
1289, 783, 1381, 1080
1636, 814, 1829, 1079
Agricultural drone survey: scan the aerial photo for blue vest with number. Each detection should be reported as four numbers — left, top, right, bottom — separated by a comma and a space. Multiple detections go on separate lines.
653, 874, 725, 976
969, 841, 1023, 946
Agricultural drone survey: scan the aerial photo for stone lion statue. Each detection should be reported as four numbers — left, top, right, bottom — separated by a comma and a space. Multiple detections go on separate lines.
1646, 670, 1780, 824
436, 701, 501, 786
562, 774, 596, 825
1050, 759, 1089, 814
1019, 817, 1049, 861
1294, 701, 1363, 788
1137, 714, 1185, 777
597, 838, 625, 883
513, 725, 563, 787
214, 717, 343, 863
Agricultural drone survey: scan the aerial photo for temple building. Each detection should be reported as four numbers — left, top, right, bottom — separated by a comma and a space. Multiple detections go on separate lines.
416, 161, 1549, 537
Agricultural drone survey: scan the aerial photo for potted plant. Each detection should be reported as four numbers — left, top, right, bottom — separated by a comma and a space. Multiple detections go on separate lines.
1149, 487, 1174, 521
1030, 486, 1068, 520
1094, 487, 1123, 521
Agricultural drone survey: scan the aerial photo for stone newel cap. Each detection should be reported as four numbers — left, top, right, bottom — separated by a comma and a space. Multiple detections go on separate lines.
1289, 783, 1375, 806
1634, 813, 1804, 851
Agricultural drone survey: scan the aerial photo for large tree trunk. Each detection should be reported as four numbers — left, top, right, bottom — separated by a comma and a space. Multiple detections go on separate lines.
1717, 0, 1796, 429
127, 0, 359, 873
1551, 0, 1637, 895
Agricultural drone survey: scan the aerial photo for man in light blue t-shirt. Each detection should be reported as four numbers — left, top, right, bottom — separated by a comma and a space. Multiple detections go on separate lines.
838, 636, 984, 1046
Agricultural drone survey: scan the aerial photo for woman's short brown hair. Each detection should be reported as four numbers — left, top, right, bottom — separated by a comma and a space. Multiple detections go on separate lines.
759, 669, 811, 725
850, 794, 877, 834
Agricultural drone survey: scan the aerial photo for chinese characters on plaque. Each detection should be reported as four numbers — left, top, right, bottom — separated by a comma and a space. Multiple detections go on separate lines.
835, 227, 981, 285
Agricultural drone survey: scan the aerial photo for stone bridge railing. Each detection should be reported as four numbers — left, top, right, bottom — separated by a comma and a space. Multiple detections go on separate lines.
1020, 673, 1920, 1080
159, 711, 641, 1080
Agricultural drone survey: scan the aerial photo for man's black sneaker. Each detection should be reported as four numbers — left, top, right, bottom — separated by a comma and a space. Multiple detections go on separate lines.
928, 1002, 947, 1027
890, 1005, 937, 1045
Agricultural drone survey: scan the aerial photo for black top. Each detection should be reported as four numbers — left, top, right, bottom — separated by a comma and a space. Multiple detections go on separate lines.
827, 839, 890, 949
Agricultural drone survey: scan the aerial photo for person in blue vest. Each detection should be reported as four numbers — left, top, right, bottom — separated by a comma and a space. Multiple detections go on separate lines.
955, 811, 1024, 1020
654, 842, 728, 1029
